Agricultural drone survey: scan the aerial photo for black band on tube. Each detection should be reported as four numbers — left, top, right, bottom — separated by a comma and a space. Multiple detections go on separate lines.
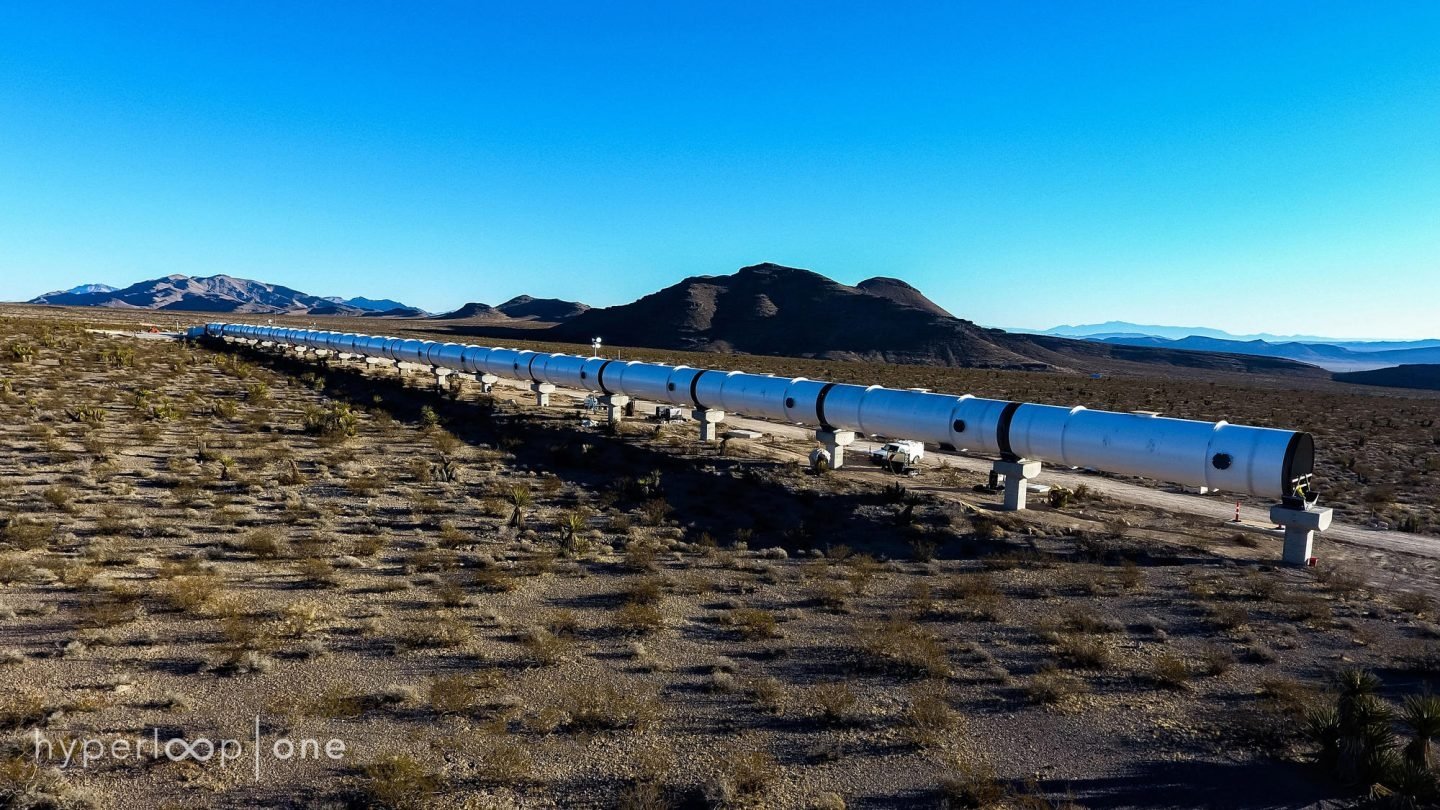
596, 360, 615, 395
996, 401, 1022, 460
815, 382, 838, 430
689, 370, 710, 410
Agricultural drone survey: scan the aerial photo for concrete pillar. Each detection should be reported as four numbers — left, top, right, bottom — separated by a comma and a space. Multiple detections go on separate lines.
479, 373, 499, 394
1270, 503, 1332, 566
992, 458, 1042, 511
434, 368, 453, 393
600, 394, 630, 424
815, 429, 857, 469
364, 357, 395, 368
692, 409, 724, 442
531, 382, 556, 407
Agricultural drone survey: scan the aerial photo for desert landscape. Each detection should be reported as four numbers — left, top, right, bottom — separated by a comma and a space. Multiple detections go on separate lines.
3, 306, 1440, 809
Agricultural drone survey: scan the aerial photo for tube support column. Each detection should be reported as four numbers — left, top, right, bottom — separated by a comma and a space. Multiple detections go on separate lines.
531, 382, 556, 407
479, 373, 499, 393
692, 409, 724, 443
600, 395, 630, 424
815, 429, 857, 469
992, 458, 1042, 511
1270, 503, 1331, 566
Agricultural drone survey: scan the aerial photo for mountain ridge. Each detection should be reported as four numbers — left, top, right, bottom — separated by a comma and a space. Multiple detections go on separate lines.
26, 275, 421, 315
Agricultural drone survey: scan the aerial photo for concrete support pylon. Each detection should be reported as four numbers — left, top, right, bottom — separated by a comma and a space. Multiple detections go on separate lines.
815, 429, 857, 469
531, 382, 556, 407
692, 409, 724, 442
600, 394, 630, 424
1270, 502, 1332, 566
992, 458, 1042, 511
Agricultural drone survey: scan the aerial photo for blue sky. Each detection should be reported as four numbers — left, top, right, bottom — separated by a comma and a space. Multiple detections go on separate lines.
1, 2, 1437, 338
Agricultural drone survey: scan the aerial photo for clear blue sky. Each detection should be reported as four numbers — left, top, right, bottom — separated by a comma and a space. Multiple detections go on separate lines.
2, 2, 1437, 338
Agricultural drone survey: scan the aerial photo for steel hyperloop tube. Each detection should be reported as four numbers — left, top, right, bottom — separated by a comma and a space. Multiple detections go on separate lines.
205, 323, 1315, 500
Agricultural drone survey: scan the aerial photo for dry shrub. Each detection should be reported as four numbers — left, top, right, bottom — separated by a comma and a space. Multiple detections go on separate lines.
2, 519, 53, 551
399, 615, 474, 650
1151, 653, 1191, 689
559, 680, 660, 731
241, 528, 286, 559
164, 575, 223, 612
615, 602, 664, 634
364, 754, 442, 810
858, 619, 950, 678
520, 627, 571, 665
705, 750, 779, 807
811, 681, 858, 725
1061, 606, 1122, 634
904, 684, 960, 747
1055, 635, 1111, 670
948, 572, 1002, 621
1025, 668, 1088, 706
939, 760, 1006, 808
476, 737, 533, 785
725, 608, 781, 640
429, 674, 481, 716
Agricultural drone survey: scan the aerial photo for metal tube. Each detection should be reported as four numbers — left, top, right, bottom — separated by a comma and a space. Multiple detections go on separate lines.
220, 324, 1314, 498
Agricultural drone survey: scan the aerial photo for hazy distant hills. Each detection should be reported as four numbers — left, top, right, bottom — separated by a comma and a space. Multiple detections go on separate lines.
27, 275, 425, 316
1035, 321, 1440, 371
1041, 321, 1440, 349
543, 263, 1320, 375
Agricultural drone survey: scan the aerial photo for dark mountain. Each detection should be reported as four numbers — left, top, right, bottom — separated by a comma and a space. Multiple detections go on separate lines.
345, 296, 416, 313
1088, 335, 1440, 372
548, 263, 1323, 376
1334, 365, 1440, 391
496, 295, 590, 322
436, 302, 511, 320
854, 277, 952, 317
26, 274, 364, 314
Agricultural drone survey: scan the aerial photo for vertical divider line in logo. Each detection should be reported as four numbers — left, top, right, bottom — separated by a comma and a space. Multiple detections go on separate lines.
253, 715, 261, 782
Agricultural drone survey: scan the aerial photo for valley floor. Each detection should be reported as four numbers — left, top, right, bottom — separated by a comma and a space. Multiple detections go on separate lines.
2, 312, 1439, 808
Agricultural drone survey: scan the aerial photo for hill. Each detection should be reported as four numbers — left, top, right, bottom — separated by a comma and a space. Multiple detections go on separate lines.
495, 295, 589, 321
1334, 365, 1440, 391
435, 296, 589, 323
547, 263, 1323, 376
436, 302, 511, 320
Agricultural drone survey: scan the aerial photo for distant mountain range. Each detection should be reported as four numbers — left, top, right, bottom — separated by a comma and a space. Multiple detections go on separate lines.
1027, 322, 1440, 372
27, 276, 426, 316
1038, 321, 1440, 348
21, 267, 1341, 377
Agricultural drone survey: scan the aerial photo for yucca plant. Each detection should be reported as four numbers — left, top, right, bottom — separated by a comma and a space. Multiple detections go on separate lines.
1336, 669, 1396, 784
507, 485, 532, 529
1400, 693, 1440, 768
558, 509, 591, 555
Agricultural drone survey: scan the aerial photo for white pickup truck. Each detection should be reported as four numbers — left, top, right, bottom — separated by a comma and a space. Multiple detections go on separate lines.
870, 440, 925, 470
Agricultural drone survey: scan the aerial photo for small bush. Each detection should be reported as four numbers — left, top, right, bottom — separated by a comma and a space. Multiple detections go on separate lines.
1152, 653, 1191, 689
705, 750, 779, 806
364, 754, 443, 810
1025, 669, 1087, 706
811, 681, 858, 725
615, 602, 665, 634
726, 608, 781, 640
559, 680, 660, 731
